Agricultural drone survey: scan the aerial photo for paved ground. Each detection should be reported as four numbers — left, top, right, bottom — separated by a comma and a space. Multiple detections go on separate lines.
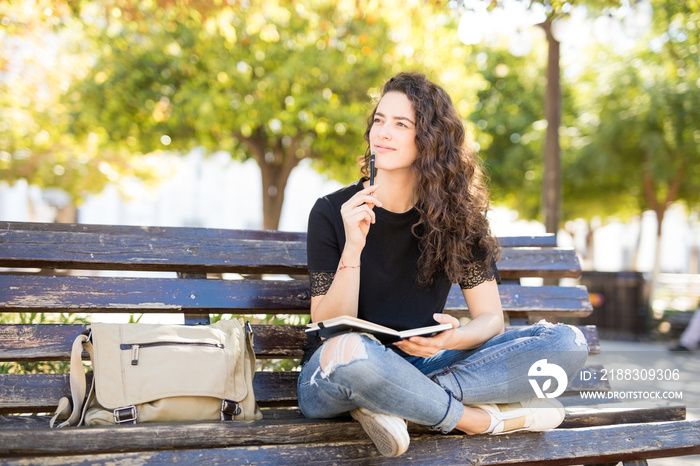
593, 338, 700, 465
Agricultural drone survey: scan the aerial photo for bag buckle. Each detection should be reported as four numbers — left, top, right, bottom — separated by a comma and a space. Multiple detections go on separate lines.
221, 399, 241, 421
114, 405, 138, 424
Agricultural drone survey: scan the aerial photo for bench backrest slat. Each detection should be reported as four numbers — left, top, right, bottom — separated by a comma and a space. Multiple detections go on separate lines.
0, 324, 308, 361
1, 222, 555, 247
0, 244, 580, 280
0, 276, 592, 317
0, 223, 572, 279
0, 323, 601, 364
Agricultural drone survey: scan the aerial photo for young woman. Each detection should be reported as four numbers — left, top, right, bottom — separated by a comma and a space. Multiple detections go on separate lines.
298, 72, 589, 457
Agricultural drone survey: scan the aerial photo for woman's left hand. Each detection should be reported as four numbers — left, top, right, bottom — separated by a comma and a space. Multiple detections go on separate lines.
393, 313, 460, 358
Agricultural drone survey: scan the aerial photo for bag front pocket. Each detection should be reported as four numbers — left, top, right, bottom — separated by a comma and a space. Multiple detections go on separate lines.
118, 338, 230, 404
120, 341, 225, 366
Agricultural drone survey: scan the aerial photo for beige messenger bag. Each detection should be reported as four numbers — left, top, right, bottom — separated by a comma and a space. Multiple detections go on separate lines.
51, 319, 262, 427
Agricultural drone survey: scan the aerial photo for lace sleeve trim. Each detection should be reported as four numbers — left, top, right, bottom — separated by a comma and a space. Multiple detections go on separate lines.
458, 258, 501, 290
310, 271, 334, 297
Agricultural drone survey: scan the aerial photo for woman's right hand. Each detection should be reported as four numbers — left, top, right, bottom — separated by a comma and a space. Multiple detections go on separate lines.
310, 185, 381, 323
340, 184, 382, 254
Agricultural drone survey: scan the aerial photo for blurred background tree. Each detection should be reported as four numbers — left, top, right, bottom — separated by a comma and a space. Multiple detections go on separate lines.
569, 0, 700, 287
467, 47, 549, 220
1, 0, 698, 275
0, 0, 163, 222
456, 0, 699, 278
61, 0, 400, 229
456, 0, 626, 234
2, 0, 483, 229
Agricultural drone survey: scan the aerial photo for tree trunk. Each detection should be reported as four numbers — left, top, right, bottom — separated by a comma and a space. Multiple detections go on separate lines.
540, 19, 562, 235
630, 215, 643, 271
584, 221, 596, 271
238, 129, 302, 230
258, 150, 300, 230
641, 152, 686, 296
650, 206, 665, 298
55, 203, 78, 224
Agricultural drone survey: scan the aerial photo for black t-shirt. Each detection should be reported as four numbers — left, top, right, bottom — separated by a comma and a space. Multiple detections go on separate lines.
307, 179, 499, 332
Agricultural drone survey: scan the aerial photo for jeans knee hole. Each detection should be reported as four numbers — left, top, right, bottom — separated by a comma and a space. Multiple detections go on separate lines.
319, 333, 368, 377
569, 325, 588, 349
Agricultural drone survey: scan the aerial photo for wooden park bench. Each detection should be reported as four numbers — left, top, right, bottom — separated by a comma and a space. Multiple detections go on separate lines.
1, 220, 699, 465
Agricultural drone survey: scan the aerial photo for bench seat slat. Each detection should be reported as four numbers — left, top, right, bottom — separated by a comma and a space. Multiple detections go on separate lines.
0, 276, 311, 313
0, 408, 689, 457
0, 324, 309, 361
0, 419, 698, 465
0, 399, 686, 430
222, 420, 700, 466
0, 276, 593, 317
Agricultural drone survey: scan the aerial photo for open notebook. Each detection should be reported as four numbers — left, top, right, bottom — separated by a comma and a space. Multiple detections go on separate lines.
305, 316, 452, 342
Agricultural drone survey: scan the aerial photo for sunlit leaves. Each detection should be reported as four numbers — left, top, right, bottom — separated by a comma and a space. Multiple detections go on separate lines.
6, 0, 696, 230
467, 46, 551, 220
566, 0, 700, 220
0, 1, 159, 202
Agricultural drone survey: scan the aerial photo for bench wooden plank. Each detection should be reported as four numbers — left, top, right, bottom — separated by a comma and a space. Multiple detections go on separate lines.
560, 401, 687, 426
0, 275, 311, 314
0, 276, 593, 318
0, 408, 688, 457
0, 221, 557, 248
446, 284, 593, 318
0, 362, 611, 414
0, 228, 580, 279
0, 222, 309, 242
0, 400, 685, 430
0, 324, 309, 361
0, 323, 600, 363
1, 420, 698, 465
0, 400, 686, 430
0, 229, 308, 275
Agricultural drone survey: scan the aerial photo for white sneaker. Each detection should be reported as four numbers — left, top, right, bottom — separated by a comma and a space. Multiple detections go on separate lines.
350, 407, 410, 457
472, 397, 565, 435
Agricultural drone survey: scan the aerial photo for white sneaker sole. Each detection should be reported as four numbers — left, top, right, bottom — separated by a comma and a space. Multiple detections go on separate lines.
350, 407, 410, 457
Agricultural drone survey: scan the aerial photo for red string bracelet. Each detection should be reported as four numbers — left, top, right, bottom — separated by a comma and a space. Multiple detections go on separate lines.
333, 258, 360, 277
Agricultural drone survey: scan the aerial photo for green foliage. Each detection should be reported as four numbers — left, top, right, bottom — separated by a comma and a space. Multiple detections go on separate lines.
466, 0, 699, 224
569, 0, 700, 220
455, 0, 624, 223
3, 0, 698, 230
467, 47, 548, 220
66, 0, 397, 184
0, 1, 162, 204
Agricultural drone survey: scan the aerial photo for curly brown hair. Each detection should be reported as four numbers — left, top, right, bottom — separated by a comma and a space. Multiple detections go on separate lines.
360, 71, 499, 286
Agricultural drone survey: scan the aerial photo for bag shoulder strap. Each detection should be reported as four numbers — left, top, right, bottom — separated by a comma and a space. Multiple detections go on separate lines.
50, 330, 92, 428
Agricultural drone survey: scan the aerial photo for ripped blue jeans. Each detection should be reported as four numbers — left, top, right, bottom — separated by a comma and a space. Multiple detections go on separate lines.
297, 321, 589, 433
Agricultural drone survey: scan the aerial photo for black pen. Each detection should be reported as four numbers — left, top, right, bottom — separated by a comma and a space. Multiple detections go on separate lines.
370, 152, 375, 186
